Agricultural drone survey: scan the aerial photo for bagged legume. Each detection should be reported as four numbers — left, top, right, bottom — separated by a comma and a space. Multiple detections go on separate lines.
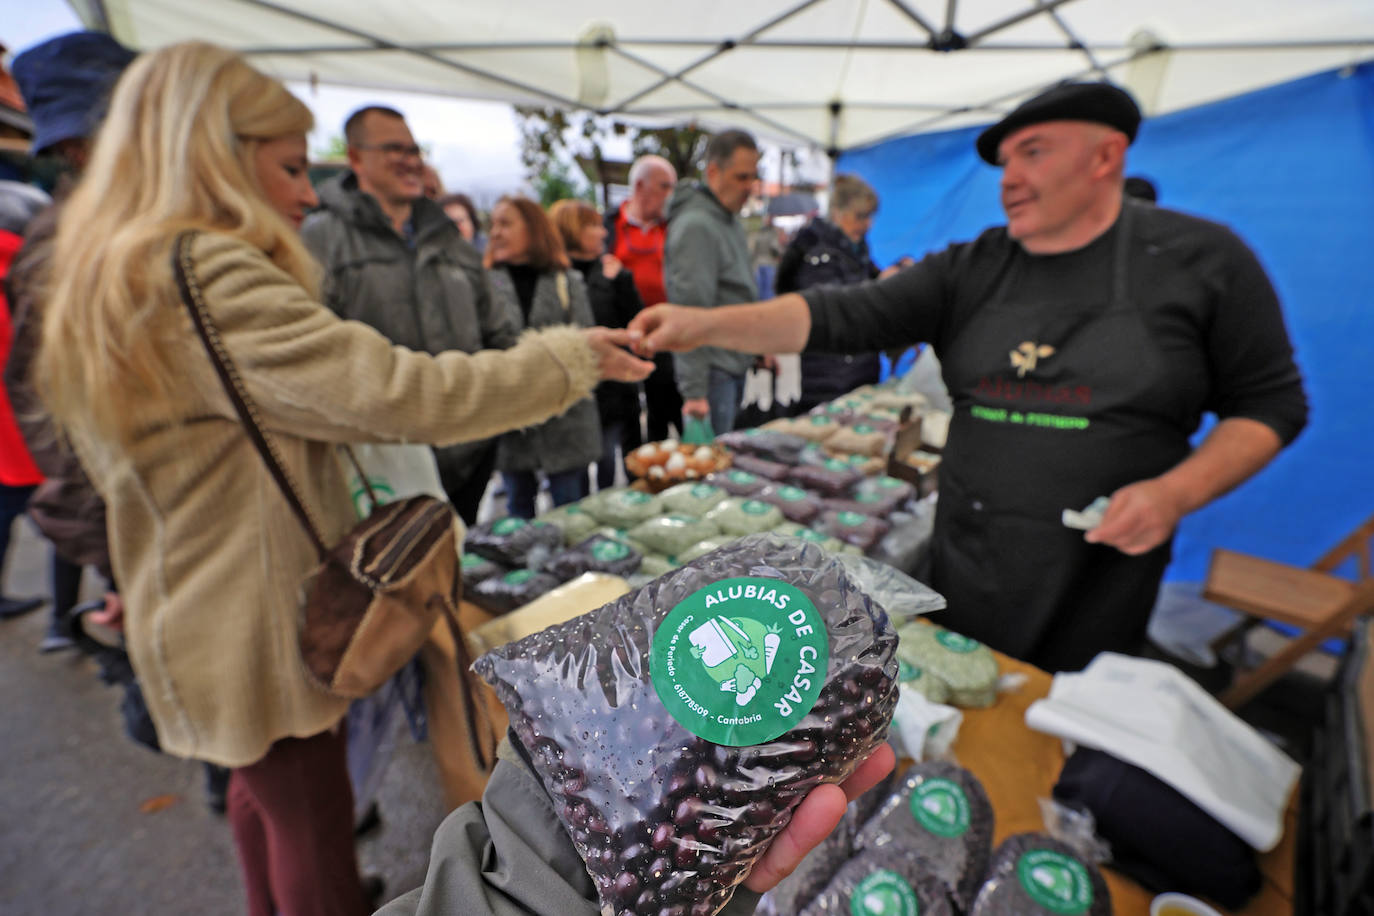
659, 482, 730, 517
970, 833, 1112, 916
895, 622, 999, 708
629, 515, 721, 558
466, 516, 563, 568
705, 497, 785, 536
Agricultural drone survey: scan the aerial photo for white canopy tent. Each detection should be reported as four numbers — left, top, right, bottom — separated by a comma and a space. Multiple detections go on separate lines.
68, 0, 1373, 154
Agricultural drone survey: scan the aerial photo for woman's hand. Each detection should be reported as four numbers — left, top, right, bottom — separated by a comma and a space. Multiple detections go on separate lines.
626, 304, 714, 357
582, 328, 656, 383
600, 253, 624, 280
743, 742, 896, 893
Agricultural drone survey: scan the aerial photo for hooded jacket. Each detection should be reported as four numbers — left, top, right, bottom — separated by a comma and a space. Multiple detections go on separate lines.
663, 182, 757, 399
301, 172, 521, 489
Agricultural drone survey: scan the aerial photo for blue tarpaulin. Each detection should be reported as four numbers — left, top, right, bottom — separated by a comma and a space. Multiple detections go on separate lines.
842, 62, 1374, 583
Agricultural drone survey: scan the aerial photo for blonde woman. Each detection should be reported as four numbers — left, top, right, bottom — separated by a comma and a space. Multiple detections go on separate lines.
34, 43, 651, 915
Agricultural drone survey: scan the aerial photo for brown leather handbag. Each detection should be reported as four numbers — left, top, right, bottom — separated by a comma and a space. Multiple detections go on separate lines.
170, 234, 487, 768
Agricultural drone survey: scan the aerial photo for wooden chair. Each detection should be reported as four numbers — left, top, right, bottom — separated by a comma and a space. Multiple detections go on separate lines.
1203, 512, 1374, 710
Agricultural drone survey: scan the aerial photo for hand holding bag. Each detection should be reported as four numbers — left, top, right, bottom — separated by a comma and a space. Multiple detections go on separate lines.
170, 233, 486, 767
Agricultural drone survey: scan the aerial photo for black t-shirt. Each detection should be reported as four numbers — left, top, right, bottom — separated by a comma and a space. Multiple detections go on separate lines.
503, 263, 541, 324
803, 204, 1307, 447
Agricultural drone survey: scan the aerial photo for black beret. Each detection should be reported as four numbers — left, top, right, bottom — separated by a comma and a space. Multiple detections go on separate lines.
976, 82, 1142, 164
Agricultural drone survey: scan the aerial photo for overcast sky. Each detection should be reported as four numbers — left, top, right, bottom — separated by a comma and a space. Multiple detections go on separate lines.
6, 0, 826, 203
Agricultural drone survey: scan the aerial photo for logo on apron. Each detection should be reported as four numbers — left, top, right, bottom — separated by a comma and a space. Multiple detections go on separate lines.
1009, 341, 1057, 377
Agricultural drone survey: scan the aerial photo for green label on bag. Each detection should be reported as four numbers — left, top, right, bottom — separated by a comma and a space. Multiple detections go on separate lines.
616, 490, 651, 505
728, 470, 757, 485
666, 515, 696, 525
898, 659, 918, 681
591, 539, 631, 561
503, 569, 534, 584
651, 577, 828, 746
741, 500, 773, 516
848, 455, 869, 467
854, 424, 875, 434
810, 415, 832, 426
824, 459, 850, 472
879, 476, 904, 489
493, 517, 527, 535
936, 630, 981, 653
460, 553, 487, 568
909, 777, 970, 838
837, 511, 867, 527
850, 870, 920, 916
777, 485, 808, 501
691, 484, 719, 499
796, 528, 829, 544
856, 491, 882, 504
1016, 850, 1093, 914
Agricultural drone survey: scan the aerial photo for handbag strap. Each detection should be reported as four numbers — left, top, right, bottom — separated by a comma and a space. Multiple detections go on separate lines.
171, 230, 355, 559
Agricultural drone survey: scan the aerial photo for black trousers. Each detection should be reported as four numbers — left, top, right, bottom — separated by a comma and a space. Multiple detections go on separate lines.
643, 354, 682, 442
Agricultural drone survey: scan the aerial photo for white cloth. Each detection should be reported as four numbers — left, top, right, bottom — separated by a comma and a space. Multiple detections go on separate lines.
1024, 652, 1300, 851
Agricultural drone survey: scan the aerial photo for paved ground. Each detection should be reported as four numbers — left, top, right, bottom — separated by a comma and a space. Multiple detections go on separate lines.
0, 519, 447, 916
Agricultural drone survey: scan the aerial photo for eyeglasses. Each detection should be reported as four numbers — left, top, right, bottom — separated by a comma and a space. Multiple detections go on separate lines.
353, 142, 423, 159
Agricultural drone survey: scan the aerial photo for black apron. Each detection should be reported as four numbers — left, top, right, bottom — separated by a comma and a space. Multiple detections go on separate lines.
930, 203, 1183, 672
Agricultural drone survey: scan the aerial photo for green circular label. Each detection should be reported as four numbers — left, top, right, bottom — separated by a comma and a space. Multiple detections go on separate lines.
777, 485, 808, 501
909, 778, 971, 838
797, 528, 829, 544
856, 491, 881, 504
651, 577, 829, 746
493, 517, 527, 535
616, 490, 651, 505
897, 659, 918, 681
741, 499, 773, 516
565, 504, 585, 513
503, 569, 534, 584
1016, 850, 1093, 914
935, 630, 981, 653
850, 869, 920, 916
745, 428, 763, 436
848, 455, 869, 466
824, 459, 850, 472
460, 552, 487, 568
728, 470, 757, 485
837, 511, 867, 527
691, 484, 719, 499
591, 539, 631, 561
810, 415, 832, 426
827, 403, 846, 414
854, 424, 875, 434
879, 477, 904, 489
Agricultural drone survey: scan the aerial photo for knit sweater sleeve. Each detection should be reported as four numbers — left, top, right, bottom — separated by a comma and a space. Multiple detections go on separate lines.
189, 233, 600, 448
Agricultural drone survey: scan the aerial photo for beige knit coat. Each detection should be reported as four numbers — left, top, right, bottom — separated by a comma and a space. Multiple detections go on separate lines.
69, 232, 602, 767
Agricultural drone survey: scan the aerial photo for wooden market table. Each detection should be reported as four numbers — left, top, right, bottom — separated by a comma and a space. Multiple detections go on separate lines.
953, 652, 1298, 916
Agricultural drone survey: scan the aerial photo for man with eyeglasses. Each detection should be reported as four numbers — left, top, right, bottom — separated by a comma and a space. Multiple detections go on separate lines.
302, 106, 519, 526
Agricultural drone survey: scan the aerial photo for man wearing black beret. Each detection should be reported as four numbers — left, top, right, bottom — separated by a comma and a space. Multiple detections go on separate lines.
631, 81, 1308, 673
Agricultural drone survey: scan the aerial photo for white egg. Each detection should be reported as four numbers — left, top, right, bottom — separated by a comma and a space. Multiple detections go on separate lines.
661, 439, 679, 451
647, 465, 666, 479
635, 444, 658, 460
665, 452, 687, 472
694, 446, 715, 462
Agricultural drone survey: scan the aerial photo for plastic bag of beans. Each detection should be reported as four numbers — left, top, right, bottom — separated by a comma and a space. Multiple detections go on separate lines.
460, 551, 506, 587
854, 760, 994, 911
728, 452, 792, 481
824, 423, 889, 458
660, 482, 730, 517
705, 497, 785, 536
754, 484, 823, 524
583, 488, 665, 528
470, 568, 562, 615
638, 552, 680, 579
539, 502, 601, 546
800, 844, 956, 915
895, 623, 1000, 709
542, 534, 644, 582
466, 516, 564, 568
786, 413, 843, 443
715, 428, 809, 465
970, 834, 1112, 916
629, 515, 722, 558
473, 534, 899, 916
678, 536, 739, 564
787, 461, 864, 498
814, 510, 891, 553
852, 476, 917, 512
704, 468, 768, 498
770, 522, 855, 556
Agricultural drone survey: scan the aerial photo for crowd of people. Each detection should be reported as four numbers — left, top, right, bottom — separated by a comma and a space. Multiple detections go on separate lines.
0, 29, 1306, 916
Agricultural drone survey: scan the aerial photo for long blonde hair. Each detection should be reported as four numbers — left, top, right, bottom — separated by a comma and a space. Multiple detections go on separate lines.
36, 42, 319, 442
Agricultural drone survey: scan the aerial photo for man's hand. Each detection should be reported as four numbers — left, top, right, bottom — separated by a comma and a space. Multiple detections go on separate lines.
755, 354, 779, 373
682, 398, 711, 419
89, 592, 124, 631
582, 328, 656, 383
600, 253, 624, 280
627, 304, 715, 357
1085, 477, 1187, 555
743, 743, 895, 893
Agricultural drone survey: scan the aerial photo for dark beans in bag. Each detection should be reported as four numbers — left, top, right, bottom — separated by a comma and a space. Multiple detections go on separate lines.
755, 484, 823, 524
971, 833, 1113, 916
800, 843, 956, 916
728, 452, 791, 481
470, 568, 561, 615
854, 760, 994, 911
787, 461, 864, 498
465, 516, 563, 568
815, 510, 891, 553
474, 534, 899, 916
716, 428, 810, 465
705, 468, 768, 497
542, 534, 643, 582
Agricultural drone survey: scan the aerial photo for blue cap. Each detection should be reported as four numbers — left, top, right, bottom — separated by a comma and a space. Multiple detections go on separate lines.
12, 31, 137, 155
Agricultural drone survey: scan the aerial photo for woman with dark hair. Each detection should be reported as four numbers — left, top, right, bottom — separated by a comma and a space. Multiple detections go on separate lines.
440, 192, 485, 252
485, 196, 602, 515
548, 198, 644, 490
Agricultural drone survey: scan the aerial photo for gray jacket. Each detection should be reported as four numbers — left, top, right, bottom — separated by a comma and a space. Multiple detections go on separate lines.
664, 182, 758, 399
490, 266, 601, 474
376, 745, 763, 916
300, 172, 520, 487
